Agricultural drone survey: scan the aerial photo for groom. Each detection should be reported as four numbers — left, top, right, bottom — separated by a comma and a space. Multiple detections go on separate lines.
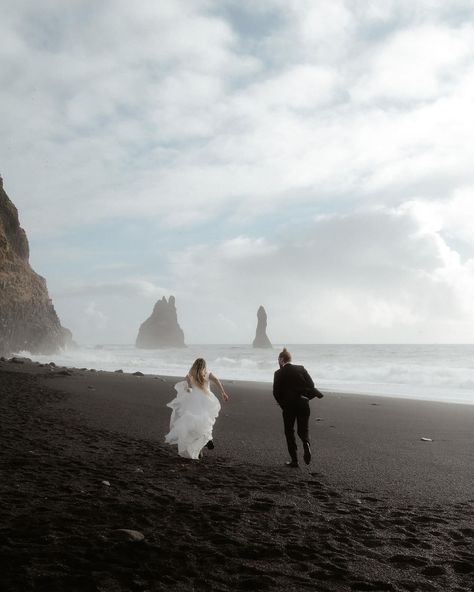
273, 347, 323, 467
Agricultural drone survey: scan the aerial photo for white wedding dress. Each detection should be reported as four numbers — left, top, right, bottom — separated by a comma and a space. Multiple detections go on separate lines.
164, 372, 221, 459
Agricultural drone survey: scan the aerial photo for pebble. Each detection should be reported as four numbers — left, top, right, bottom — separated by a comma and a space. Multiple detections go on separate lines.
102, 480, 111, 487
112, 529, 145, 542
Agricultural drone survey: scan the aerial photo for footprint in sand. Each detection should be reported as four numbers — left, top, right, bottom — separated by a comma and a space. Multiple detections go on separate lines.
350, 580, 394, 591
389, 554, 427, 567
422, 565, 446, 576
451, 559, 473, 574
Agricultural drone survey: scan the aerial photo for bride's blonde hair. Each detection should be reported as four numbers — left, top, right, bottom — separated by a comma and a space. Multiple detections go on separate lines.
189, 358, 207, 388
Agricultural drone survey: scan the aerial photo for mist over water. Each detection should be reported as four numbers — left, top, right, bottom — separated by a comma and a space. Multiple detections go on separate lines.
19, 344, 474, 405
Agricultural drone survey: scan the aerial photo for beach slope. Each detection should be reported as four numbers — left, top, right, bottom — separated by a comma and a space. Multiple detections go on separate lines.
0, 360, 473, 591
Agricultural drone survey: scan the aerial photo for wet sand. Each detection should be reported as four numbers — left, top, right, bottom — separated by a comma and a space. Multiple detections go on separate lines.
1, 359, 473, 591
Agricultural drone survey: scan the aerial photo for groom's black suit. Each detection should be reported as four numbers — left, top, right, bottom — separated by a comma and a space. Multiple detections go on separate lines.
273, 363, 323, 463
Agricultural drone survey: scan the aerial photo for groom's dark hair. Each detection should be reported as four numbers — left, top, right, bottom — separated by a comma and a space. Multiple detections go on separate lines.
278, 348, 292, 364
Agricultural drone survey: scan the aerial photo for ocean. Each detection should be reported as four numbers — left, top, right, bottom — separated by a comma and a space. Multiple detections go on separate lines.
18, 343, 474, 405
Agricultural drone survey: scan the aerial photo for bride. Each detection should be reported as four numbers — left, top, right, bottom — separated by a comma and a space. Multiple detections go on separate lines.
165, 358, 229, 459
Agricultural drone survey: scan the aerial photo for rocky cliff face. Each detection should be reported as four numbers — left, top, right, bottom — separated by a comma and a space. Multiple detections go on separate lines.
136, 296, 186, 349
252, 305, 272, 348
0, 178, 71, 356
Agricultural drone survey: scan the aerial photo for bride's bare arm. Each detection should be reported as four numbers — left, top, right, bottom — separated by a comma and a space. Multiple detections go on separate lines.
209, 373, 229, 401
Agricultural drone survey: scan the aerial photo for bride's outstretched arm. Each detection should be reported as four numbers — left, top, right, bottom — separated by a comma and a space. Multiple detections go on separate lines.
209, 373, 229, 402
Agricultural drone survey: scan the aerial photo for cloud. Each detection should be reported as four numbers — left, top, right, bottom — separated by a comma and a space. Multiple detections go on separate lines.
404, 188, 474, 248
2, 0, 472, 237
352, 24, 474, 103
167, 206, 474, 343
84, 301, 107, 328
56, 279, 168, 298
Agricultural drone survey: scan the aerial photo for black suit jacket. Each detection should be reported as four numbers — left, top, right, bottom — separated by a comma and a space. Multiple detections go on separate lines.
273, 363, 323, 408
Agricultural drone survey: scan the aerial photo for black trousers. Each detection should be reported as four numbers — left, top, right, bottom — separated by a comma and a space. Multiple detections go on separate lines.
282, 398, 310, 461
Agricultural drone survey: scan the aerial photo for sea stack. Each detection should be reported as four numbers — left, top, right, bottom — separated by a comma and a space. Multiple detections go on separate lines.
252, 305, 272, 349
0, 176, 72, 356
136, 296, 186, 349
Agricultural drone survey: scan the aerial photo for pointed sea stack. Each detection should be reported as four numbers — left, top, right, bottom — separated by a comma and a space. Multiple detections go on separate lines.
0, 176, 72, 356
136, 295, 186, 349
252, 305, 272, 348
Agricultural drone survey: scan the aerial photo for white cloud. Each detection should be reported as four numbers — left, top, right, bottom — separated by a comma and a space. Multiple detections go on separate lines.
352, 24, 474, 103
166, 207, 474, 343
57, 279, 168, 298
3, 0, 473, 239
404, 188, 474, 248
244, 64, 341, 112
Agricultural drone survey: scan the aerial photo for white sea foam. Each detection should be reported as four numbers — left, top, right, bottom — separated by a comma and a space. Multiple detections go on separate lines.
17, 343, 474, 405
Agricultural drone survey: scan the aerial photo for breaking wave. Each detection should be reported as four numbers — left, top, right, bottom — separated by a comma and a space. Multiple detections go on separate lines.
17, 343, 474, 405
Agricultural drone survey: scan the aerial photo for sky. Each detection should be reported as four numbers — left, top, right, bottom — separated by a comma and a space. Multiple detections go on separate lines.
1, 0, 474, 345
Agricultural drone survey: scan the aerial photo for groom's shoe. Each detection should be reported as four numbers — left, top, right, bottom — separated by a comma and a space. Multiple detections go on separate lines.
285, 459, 299, 468
303, 442, 312, 465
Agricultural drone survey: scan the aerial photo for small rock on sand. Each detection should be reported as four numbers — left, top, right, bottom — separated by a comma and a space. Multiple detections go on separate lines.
102, 480, 111, 487
112, 529, 145, 542
133, 371, 144, 377
114, 369, 124, 373
420, 437, 433, 442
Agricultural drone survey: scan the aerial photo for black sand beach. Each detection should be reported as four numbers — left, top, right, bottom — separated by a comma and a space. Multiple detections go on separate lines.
1, 359, 473, 591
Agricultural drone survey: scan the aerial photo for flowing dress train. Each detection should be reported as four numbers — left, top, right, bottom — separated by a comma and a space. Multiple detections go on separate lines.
164, 372, 221, 459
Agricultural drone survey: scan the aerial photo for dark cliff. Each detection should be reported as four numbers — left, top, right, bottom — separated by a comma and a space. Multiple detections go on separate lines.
0, 177, 71, 355
136, 295, 186, 349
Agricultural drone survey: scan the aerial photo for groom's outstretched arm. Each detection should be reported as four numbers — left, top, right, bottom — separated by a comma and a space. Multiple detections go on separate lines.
302, 367, 324, 399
